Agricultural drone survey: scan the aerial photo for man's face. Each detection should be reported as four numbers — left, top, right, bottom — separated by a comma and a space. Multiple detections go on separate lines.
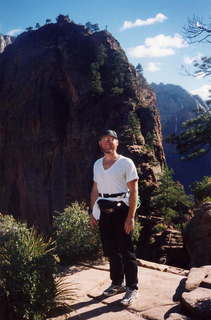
98, 135, 119, 154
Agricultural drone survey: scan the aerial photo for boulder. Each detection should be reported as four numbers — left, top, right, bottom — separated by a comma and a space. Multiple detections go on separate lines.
181, 287, 211, 319
183, 202, 211, 267
185, 267, 207, 291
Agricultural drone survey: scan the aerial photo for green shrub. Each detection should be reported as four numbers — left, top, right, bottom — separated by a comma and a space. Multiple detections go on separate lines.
53, 202, 102, 264
152, 223, 168, 234
151, 167, 193, 229
0, 214, 60, 320
111, 86, 124, 95
132, 218, 142, 249
190, 176, 211, 204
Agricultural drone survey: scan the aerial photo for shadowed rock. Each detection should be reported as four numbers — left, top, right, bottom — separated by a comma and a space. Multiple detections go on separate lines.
183, 202, 211, 267
182, 287, 211, 319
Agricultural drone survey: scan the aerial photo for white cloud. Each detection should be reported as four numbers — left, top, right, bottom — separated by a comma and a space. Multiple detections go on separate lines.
190, 85, 211, 100
121, 13, 167, 31
146, 34, 187, 49
146, 62, 161, 72
128, 45, 174, 58
127, 33, 187, 58
183, 53, 203, 65
7, 28, 23, 36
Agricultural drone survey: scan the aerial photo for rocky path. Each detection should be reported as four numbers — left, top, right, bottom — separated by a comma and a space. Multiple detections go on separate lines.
48, 260, 194, 320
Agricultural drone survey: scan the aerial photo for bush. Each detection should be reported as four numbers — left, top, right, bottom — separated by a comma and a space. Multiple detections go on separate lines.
132, 218, 142, 249
152, 223, 168, 234
0, 214, 60, 320
53, 202, 102, 264
190, 176, 211, 204
111, 86, 124, 95
151, 167, 193, 229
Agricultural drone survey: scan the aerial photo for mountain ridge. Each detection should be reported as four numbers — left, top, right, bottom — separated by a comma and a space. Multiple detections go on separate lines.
152, 82, 211, 190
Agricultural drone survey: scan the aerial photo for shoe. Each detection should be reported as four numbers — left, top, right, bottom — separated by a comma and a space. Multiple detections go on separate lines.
120, 288, 138, 306
103, 284, 125, 297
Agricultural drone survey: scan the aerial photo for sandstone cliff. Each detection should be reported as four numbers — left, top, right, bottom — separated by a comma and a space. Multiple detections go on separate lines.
0, 21, 165, 231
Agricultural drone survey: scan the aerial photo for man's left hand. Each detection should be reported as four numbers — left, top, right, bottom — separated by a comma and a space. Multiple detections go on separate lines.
124, 217, 135, 234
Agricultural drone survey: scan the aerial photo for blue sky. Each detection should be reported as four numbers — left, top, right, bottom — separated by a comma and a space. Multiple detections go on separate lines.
1, 0, 211, 99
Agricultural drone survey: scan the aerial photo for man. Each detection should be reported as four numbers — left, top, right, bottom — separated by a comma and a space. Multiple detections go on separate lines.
90, 129, 139, 306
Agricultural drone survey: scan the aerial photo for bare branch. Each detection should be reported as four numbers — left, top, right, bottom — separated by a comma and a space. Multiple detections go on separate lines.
183, 15, 211, 44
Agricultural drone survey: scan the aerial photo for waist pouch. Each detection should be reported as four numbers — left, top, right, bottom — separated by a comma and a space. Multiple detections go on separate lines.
97, 199, 123, 213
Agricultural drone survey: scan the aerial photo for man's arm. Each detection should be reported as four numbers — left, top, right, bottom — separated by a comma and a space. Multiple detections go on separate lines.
90, 181, 99, 226
124, 179, 138, 234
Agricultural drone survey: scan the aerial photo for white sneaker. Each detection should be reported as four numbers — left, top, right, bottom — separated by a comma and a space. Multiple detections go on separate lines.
103, 284, 125, 297
120, 288, 138, 306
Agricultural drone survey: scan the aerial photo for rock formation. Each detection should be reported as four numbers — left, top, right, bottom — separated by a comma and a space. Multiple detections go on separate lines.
138, 217, 189, 268
0, 22, 165, 231
180, 265, 211, 319
0, 34, 13, 53
183, 202, 211, 267
151, 82, 211, 191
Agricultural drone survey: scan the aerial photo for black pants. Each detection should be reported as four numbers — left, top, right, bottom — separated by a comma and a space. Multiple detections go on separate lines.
99, 202, 138, 290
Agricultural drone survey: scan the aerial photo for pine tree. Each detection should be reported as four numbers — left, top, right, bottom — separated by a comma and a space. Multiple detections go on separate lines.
35, 23, 41, 29
136, 63, 143, 74
190, 176, 211, 204
85, 22, 100, 33
168, 112, 211, 159
151, 168, 192, 227
56, 14, 71, 24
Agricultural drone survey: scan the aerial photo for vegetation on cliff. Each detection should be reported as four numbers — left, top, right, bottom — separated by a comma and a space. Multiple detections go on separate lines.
191, 176, 211, 204
168, 112, 211, 160
150, 167, 193, 230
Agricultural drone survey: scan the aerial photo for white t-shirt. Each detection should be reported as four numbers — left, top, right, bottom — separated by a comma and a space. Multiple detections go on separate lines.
92, 155, 139, 220
93, 155, 138, 194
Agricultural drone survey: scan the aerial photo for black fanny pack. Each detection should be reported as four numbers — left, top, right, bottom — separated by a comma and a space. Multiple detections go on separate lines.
97, 199, 123, 213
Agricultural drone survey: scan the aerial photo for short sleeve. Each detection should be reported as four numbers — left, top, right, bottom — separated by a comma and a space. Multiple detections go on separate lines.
93, 162, 97, 182
125, 159, 139, 183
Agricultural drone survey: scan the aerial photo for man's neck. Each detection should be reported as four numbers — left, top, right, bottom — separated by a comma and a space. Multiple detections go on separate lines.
103, 152, 119, 161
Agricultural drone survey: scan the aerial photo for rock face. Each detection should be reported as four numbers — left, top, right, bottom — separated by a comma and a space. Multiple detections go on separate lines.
182, 287, 211, 319
151, 82, 211, 191
0, 22, 165, 231
180, 265, 211, 319
0, 34, 13, 53
138, 219, 189, 268
183, 202, 211, 267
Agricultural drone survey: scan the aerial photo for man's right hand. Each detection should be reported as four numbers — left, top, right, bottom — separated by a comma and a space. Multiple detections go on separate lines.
90, 214, 98, 227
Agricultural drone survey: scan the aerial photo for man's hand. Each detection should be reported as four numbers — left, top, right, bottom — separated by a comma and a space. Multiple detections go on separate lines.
124, 216, 135, 234
90, 214, 98, 227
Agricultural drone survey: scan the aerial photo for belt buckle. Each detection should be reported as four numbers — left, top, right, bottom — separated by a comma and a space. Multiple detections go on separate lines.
104, 208, 114, 213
